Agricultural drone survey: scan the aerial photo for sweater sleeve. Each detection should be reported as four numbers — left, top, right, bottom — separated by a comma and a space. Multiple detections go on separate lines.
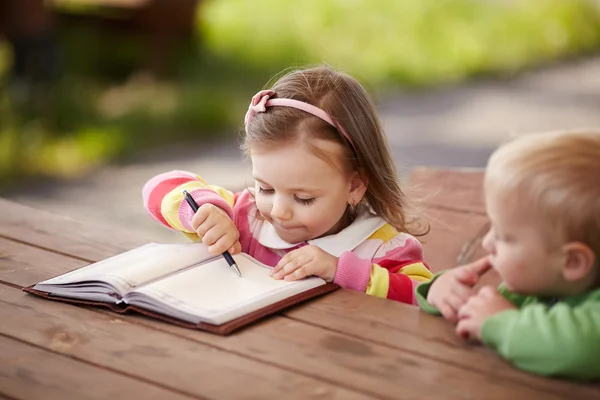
414, 272, 445, 315
142, 170, 235, 240
334, 231, 433, 305
481, 292, 600, 380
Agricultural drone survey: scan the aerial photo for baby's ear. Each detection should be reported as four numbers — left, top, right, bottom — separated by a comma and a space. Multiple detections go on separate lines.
562, 242, 596, 282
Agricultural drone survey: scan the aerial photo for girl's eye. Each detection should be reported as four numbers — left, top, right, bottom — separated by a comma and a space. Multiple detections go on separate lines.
295, 196, 315, 206
258, 187, 274, 195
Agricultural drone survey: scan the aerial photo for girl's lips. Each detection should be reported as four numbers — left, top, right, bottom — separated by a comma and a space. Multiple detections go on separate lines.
276, 224, 301, 230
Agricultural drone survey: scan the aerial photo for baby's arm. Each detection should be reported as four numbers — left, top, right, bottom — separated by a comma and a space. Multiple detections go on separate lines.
480, 295, 600, 380
142, 170, 235, 240
334, 234, 432, 305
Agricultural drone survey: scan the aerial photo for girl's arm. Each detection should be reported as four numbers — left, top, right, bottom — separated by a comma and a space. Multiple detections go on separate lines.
481, 295, 600, 380
334, 232, 433, 305
142, 170, 236, 239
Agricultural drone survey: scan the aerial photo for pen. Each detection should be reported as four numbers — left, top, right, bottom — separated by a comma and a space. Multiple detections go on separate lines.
182, 190, 242, 277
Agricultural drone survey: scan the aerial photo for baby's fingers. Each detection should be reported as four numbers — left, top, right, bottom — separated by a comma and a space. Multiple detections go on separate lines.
455, 318, 473, 341
446, 293, 469, 317
438, 301, 459, 323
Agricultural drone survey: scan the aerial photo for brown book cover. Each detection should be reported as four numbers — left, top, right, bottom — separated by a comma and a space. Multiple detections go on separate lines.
23, 283, 339, 335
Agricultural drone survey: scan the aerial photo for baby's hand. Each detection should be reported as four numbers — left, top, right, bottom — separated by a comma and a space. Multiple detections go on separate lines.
427, 256, 492, 323
191, 203, 241, 255
456, 286, 516, 342
270, 245, 338, 282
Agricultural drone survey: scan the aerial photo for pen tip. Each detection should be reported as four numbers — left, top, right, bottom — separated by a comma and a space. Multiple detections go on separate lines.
233, 263, 242, 277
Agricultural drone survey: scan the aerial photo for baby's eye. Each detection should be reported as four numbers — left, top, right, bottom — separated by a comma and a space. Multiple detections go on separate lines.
294, 196, 315, 206
258, 187, 274, 195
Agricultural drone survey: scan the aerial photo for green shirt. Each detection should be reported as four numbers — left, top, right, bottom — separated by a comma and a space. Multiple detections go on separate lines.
416, 273, 600, 380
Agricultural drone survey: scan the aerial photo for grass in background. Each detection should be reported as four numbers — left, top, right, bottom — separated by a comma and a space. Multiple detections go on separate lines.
1, 0, 600, 183
200, 0, 600, 86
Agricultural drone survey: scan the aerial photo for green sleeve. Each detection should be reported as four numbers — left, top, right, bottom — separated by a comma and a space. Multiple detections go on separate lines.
481, 295, 600, 380
497, 284, 532, 308
415, 272, 445, 315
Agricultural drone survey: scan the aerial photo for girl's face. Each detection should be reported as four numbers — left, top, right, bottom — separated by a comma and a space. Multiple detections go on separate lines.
251, 140, 363, 244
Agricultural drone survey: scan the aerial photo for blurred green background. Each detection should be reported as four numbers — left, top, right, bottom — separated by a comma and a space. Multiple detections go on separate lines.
1, 0, 600, 183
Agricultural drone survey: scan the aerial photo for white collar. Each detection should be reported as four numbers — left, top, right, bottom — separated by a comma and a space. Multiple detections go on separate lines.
258, 211, 387, 257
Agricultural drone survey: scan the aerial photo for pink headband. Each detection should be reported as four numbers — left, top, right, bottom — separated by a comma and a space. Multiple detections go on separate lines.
244, 89, 355, 152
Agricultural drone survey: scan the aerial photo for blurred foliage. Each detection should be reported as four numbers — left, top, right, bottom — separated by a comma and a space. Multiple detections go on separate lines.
201, 0, 600, 86
1, 0, 600, 183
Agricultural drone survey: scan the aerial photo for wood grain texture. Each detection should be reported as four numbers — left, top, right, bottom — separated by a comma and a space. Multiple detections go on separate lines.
0, 242, 547, 400
2, 167, 598, 399
284, 290, 600, 399
0, 285, 369, 400
420, 209, 490, 273
0, 335, 197, 400
3, 205, 597, 399
0, 198, 147, 261
408, 167, 486, 214
0, 238, 89, 288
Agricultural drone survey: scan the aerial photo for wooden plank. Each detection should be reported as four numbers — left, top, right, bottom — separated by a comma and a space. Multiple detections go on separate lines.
0, 238, 89, 288
1, 238, 575, 400
122, 311, 565, 400
0, 286, 369, 400
408, 167, 486, 214
0, 335, 195, 400
2, 180, 591, 398
285, 290, 600, 399
420, 208, 491, 273
0, 198, 148, 262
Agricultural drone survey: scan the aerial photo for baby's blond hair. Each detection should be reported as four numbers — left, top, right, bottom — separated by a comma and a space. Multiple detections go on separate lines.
485, 130, 600, 255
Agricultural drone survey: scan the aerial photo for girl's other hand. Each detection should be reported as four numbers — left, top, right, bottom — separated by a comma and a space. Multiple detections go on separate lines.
271, 245, 338, 283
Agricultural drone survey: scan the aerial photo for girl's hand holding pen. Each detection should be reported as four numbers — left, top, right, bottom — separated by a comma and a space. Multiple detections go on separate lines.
191, 203, 242, 256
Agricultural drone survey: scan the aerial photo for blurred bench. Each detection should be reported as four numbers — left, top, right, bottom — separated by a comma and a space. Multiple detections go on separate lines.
409, 167, 501, 287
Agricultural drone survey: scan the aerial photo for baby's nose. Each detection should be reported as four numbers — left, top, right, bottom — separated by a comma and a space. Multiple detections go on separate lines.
481, 229, 495, 254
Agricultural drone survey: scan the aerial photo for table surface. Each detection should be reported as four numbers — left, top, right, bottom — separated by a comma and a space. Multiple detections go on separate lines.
1, 168, 598, 400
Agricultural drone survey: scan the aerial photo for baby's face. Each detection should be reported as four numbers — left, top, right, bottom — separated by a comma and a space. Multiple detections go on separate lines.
482, 190, 565, 296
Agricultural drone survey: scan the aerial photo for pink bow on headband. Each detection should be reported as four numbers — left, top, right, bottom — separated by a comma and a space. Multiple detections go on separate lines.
243, 90, 356, 152
244, 90, 275, 127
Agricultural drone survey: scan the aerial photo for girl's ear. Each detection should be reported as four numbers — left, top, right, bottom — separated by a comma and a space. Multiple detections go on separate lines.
562, 242, 596, 282
349, 171, 368, 203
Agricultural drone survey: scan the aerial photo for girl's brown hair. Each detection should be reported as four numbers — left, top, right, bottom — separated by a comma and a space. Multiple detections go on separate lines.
242, 65, 426, 235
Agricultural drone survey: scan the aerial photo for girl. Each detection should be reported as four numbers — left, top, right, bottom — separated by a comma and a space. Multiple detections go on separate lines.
143, 66, 432, 305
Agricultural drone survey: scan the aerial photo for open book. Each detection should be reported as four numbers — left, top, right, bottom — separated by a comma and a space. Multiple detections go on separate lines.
24, 242, 338, 334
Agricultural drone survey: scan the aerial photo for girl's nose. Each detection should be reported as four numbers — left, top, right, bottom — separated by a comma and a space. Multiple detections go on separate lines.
270, 196, 292, 220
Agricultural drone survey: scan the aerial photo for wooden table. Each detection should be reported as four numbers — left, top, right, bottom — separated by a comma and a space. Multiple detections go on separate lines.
1, 168, 598, 400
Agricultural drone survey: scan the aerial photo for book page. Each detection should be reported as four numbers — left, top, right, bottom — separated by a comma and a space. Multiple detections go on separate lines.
127, 253, 326, 325
37, 243, 213, 295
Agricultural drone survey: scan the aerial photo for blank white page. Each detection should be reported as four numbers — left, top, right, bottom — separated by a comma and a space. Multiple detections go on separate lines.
131, 253, 325, 324
38, 243, 212, 292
